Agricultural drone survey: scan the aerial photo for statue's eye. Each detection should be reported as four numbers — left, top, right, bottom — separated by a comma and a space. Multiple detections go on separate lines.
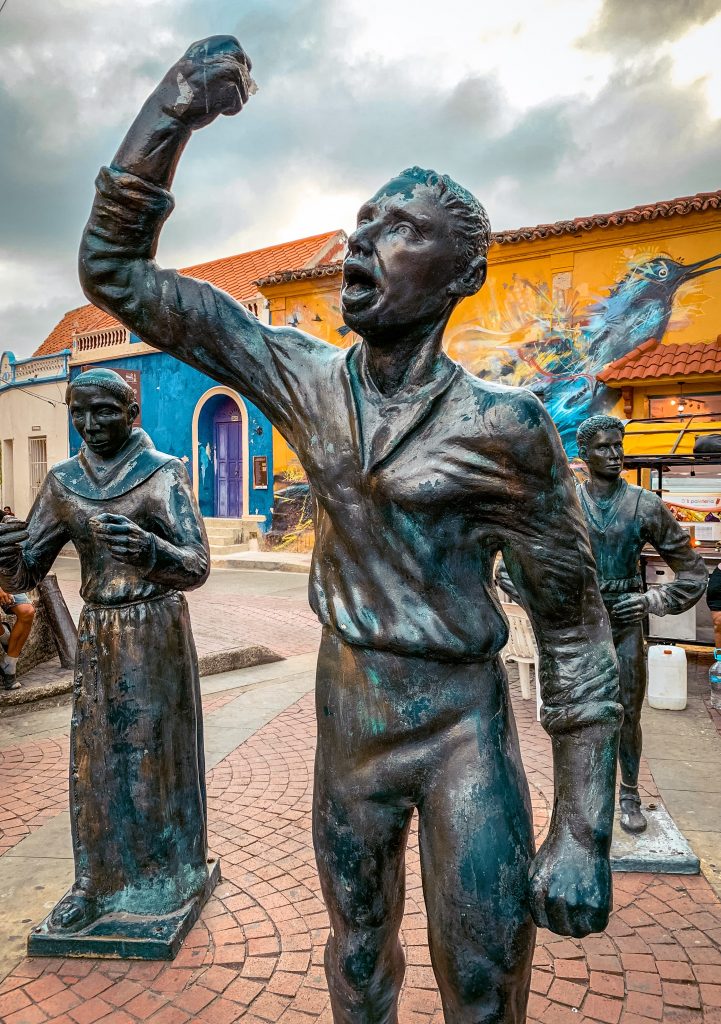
658, 267, 668, 278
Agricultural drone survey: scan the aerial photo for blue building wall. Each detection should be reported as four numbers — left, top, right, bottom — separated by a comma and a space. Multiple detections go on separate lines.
68, 350, 274, 526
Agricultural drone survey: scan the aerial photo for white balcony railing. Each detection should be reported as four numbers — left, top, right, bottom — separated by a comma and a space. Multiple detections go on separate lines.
72, 327, 130, 355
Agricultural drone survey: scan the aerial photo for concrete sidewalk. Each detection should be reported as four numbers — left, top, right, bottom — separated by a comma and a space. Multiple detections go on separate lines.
212, 551, 312, 573
2, 646, 721, 1023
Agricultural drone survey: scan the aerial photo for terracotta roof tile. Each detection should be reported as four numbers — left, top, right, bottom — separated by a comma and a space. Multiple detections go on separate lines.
598, 338, 721, 384
492, 190, 721, 246
34, 230, 346, 356
256, 261, 343, 288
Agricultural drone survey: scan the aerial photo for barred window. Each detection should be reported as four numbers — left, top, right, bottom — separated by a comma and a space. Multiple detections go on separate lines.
28, 436, 47, 505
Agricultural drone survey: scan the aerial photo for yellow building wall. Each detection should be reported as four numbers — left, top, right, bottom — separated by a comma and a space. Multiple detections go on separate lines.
263, 277, 353, 478
262, 206, 721, 466
447, 208, 721, 453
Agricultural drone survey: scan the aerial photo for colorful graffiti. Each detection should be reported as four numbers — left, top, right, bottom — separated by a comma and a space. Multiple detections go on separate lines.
446, 248, 721, 455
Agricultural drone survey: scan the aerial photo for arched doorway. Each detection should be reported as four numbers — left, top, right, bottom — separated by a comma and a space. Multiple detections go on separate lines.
191, 388, 249, 518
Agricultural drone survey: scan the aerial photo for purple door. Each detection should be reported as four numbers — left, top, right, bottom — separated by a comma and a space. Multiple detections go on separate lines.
214, 419, 242, 518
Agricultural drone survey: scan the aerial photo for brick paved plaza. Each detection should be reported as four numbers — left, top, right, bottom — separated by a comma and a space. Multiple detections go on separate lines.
2, 566, 721, 1024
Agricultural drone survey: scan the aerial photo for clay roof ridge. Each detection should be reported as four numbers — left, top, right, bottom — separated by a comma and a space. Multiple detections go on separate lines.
492, 190, 721, 246
255, 261, 344, 288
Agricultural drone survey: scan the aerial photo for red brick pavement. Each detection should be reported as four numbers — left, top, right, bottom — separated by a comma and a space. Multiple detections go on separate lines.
0, 737, 69, 855
0, 688, 276, 858
3, 675, 721, 1023
57, 587, 321, 661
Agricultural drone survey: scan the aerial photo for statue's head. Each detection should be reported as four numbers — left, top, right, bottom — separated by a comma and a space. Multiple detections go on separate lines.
66, 368, 139, 458
342, 167, 490, 340
577, 414, 625, 480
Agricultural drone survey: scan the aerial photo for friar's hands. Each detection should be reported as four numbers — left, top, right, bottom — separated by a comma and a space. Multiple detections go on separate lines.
159, 36, 255, 130
529, 830, 612, 937
611, 593, 647, 625
89, 513, 155, 568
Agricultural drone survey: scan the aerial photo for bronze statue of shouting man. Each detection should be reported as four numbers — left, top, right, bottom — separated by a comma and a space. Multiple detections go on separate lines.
78, 37, 622, 1023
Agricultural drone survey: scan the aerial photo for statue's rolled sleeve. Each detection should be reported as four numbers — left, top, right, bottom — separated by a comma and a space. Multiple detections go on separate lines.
80, 166, 333, 444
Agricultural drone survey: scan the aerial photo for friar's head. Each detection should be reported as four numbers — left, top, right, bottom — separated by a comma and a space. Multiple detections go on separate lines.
66, 368, 139, 458
341, 166, 490, 342
576, 414, 625, 481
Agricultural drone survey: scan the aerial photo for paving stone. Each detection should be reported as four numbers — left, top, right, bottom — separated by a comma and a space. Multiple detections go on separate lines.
3, 644, 721, 1023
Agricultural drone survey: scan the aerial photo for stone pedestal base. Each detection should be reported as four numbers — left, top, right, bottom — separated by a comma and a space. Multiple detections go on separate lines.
611, 805, 699, 874
27, 857, 220, 960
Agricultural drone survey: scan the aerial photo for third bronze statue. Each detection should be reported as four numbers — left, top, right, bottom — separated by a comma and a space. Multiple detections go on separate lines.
79, 36, 622, 1023
576, 415, 707, 835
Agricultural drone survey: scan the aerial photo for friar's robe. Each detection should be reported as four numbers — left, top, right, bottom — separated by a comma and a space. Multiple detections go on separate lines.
3, 428, 210, 918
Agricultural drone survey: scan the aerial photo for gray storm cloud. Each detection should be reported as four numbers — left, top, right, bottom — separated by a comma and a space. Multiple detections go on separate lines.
1, 0, 720, 356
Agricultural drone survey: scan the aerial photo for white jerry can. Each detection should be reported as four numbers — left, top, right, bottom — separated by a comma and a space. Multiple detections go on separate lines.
647, 644, 687, 711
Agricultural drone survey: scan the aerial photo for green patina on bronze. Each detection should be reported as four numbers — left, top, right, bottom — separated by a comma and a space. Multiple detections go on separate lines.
73, 35, 626, 1018
0, 370, 216, 959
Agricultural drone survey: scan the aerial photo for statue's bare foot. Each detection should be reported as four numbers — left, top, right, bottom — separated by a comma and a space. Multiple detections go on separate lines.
49, 891, 96, 932
619, 788, 647, 834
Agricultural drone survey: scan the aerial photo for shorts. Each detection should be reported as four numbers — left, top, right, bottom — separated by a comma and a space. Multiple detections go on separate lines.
1, 593, 30, 611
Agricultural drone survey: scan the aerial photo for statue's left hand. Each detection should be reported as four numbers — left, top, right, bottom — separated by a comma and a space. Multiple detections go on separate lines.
528, 830, 611, 937
89, 513, 154, 567
611, 594, 647, 624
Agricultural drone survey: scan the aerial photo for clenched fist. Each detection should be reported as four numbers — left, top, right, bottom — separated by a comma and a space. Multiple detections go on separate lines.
160, 36, 255, 131
529, 829, 612, 938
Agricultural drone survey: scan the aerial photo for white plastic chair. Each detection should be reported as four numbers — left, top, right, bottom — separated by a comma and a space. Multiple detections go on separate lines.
500, 600, 541, 720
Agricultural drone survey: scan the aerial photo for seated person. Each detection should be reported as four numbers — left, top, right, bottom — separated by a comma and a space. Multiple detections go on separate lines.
0, 589, 35, 690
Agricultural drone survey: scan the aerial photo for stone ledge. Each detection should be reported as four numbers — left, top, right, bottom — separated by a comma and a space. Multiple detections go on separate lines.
0, 644, 282, 708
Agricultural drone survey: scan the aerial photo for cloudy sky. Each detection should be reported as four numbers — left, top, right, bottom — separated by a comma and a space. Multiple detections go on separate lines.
1, 0, 721, 357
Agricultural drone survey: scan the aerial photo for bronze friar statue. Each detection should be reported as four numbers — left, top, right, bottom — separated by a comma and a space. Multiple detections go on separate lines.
78, 37, 622, 1022
0, 369, 214, 958
576, 415, 706, 834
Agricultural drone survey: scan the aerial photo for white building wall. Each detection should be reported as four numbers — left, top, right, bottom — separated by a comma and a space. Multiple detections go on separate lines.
0, 380, 69, 518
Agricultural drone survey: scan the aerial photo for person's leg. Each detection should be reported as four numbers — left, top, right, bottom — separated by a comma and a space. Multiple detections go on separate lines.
313, 768, 412, 1024
418, 661, 536, 1024
312, 630, 419, 1024
613, 618, 646, 833
0, 597, 33, 689
7, 601, 35, 657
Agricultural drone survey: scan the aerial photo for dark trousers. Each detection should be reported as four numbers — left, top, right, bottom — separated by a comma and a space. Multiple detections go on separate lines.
312, 628, 536, 1024
608, 613, 646, 792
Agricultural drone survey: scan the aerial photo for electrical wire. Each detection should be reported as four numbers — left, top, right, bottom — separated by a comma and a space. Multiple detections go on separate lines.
6, 384, 62, 407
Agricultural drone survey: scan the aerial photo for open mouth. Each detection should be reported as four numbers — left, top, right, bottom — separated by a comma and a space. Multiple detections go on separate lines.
342, 260, 379, 307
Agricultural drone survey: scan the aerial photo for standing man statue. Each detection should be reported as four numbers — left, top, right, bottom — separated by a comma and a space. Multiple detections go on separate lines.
78, 37, 622, 1022
0, 368, 214, 957
576, 415, 707, 834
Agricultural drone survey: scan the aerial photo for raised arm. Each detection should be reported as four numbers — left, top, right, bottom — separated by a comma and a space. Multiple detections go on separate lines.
79, 36, 333, 441
499, 394, 621, 938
